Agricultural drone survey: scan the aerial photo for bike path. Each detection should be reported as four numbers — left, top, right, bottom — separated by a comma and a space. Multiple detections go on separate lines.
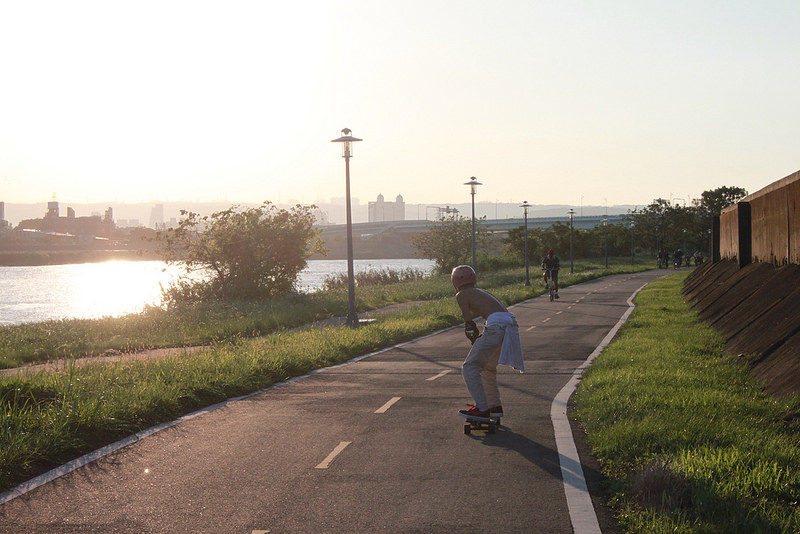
0, 270, 668, 533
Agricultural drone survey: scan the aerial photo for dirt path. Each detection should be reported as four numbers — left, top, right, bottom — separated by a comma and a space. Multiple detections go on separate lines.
1, 301, 427, 378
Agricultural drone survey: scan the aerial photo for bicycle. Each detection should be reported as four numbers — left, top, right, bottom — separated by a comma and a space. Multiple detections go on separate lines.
544, 268, 556, 302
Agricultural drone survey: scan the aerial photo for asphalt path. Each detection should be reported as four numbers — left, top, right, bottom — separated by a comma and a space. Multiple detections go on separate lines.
0, 269, 669, 533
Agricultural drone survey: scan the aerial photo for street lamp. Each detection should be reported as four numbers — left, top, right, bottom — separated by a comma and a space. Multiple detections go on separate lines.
630, 221, 636, 266
568, 208, 575, 274
464, 177, 482, 270
602, 217, 608, 268
682, 228, 687, 253
520, 201, 531, 286
655, 225, 661, 256
331, 128, 362, 327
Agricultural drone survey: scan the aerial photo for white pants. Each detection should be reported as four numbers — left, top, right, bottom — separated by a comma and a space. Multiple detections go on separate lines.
462, 321, 506, 411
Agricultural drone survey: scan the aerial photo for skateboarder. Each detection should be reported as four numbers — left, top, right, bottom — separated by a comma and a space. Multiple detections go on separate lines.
451, 265, 524, 421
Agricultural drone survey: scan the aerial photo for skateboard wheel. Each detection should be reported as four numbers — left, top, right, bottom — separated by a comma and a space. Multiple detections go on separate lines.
488, 422, 496, 433
464, 423, 471, 435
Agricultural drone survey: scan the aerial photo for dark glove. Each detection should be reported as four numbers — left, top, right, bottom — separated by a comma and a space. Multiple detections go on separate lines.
465, 320, 481, 344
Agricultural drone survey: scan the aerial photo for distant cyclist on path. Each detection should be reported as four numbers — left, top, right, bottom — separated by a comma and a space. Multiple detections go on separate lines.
542, 249, 560, 299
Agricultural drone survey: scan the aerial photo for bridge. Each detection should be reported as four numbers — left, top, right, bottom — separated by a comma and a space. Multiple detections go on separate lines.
317, 214, 629, 239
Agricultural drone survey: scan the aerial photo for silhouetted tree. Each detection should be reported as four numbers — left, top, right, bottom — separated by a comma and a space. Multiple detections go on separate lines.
412, 214, 491, 273
157, 202, 323, 301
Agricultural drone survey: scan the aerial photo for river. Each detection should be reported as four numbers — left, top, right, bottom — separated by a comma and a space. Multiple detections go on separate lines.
0, 259, 435, 326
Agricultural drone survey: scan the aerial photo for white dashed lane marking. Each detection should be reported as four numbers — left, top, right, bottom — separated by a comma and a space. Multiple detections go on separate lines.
426, 370, 451, 381
374, 397, 402, 413
315, 441, 351, 469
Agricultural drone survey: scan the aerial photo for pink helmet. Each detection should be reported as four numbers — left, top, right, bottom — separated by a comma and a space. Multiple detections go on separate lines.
451, 265, 477, 289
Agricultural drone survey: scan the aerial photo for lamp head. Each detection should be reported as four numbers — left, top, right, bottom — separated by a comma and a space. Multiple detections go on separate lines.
463, 177, 482, 195
331, 128, 362, 157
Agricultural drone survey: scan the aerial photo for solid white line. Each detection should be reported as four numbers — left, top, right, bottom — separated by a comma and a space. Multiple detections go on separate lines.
550, 281, 649, 534
375, 396, 402, 413
426, 370, 451, 381
315, 441, 351, 469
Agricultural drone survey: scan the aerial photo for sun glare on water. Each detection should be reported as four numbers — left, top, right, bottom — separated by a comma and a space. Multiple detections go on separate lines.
60, 261, 188, 320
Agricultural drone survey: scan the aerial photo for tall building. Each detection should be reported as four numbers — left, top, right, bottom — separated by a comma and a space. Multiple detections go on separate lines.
368, 194, 405, 222
0, 201, 8, 228
149, 204, 164, 229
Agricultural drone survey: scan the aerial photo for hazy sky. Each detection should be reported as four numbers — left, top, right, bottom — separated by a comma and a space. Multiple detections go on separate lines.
1, 1, 798, 208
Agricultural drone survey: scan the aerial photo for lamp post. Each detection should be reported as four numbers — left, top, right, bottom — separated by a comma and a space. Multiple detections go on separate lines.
655, 225, 661, 256
682, 228, 687, 253
630, 221, 636, 266
464, 177, 482, 270
331, 128, 362, 327
520, 201, 531, 286
602, 217, 608, 268
568, 208, 575, 274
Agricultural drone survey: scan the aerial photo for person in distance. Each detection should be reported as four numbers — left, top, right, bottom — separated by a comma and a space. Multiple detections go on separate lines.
541, 248, 560, 299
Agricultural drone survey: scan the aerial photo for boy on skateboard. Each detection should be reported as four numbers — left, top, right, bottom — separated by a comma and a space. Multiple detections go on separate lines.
452, 265, 524, 421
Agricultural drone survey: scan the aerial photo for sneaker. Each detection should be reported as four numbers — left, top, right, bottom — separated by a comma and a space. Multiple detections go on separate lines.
554, 292, 560, 299
458, 404, 490, 421
488, 405, 503, 418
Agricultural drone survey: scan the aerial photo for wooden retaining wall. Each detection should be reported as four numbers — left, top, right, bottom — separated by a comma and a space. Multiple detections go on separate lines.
719, 170, 800, 266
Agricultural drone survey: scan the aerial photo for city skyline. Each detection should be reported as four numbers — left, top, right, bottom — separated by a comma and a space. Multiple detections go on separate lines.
0, 196, 644, 228
1, 2, 798, 208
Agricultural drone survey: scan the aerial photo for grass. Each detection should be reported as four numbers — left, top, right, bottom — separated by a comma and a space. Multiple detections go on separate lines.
0, 258, 648, 493
573, 273, 800, 533
0, 258, 649, 369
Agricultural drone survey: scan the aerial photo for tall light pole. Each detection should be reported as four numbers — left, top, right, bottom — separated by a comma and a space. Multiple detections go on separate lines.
630, 221, 636, 266
331, 128, 362, 327
655, 225, 661, 256
682, 228, 687, 253
568, 208, 575, 274
464, 177, 482, 270
520, 200, 531, 286
602, 217, 608, 268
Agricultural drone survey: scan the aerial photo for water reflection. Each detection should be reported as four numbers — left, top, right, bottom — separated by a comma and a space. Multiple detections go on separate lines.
0, 259, 434, 326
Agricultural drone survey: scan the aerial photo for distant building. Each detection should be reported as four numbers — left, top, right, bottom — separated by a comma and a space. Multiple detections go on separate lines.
149, 204, 164, 229
368, 194, 405, 222
0, 201, 8, 228
116, 219, 142, 229
16, 203, 115, 237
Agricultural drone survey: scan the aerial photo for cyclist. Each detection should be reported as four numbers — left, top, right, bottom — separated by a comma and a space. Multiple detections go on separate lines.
451, 265, 524, 421
673, 249, 684, 268
657, 249, 669, 268
541, 249, 560, 299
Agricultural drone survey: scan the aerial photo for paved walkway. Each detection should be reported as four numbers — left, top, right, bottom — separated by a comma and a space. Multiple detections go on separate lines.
0, 271, 667, 532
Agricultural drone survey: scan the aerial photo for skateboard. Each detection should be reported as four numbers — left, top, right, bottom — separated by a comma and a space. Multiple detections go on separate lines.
462, 414, 501, 435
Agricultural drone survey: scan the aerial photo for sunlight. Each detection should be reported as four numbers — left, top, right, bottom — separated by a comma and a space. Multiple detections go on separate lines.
62, 261, 181, 319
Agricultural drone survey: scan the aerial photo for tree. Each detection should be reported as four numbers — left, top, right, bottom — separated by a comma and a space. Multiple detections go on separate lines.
157, 202, 324, 301
412, 214, 491, 273
700, 186, 748, 216
629, 186, 748, 256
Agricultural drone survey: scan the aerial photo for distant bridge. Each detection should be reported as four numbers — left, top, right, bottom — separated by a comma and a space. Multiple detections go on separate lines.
317, 214, 629, 239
